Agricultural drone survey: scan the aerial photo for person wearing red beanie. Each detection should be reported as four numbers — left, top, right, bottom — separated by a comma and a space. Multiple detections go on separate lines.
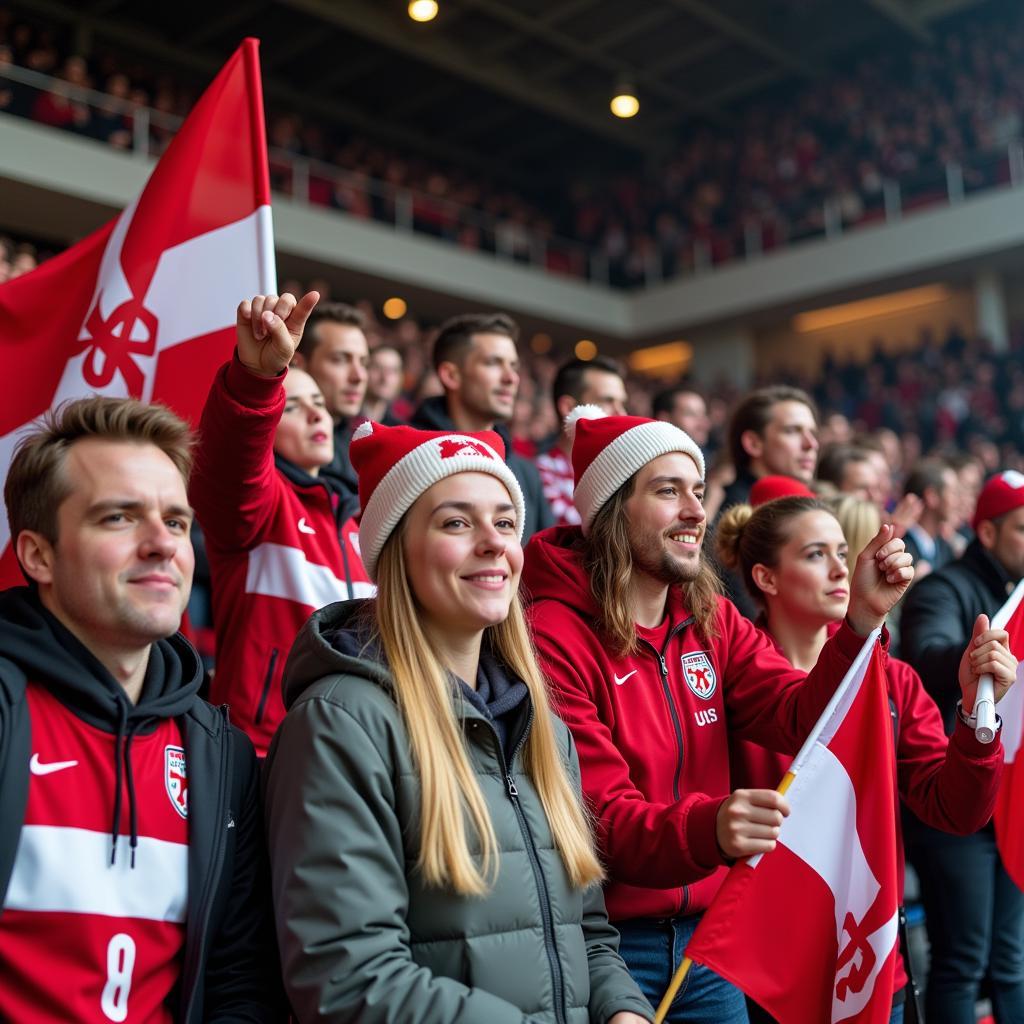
900, 470, 1024, 1024
264, 414, 654, 1024
522, 405, 915, 1023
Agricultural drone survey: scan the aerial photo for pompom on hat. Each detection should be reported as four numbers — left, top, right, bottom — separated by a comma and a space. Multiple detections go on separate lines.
566, 405, 706, 534
349, 422, 525, 581
973, 470, 1024, 531
749, 475, 814, 507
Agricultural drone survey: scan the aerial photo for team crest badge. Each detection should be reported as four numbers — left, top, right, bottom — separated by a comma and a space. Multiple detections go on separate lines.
165, 745, 188, 818
681, 651, 717, 700
438, 438, 493, 460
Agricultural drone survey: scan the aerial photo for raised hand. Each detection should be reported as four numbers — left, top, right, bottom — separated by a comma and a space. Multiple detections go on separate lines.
715, 788, 790, 859
846, 523, 914, 636
236, 290, 319, 378
959, 613, 1018, 714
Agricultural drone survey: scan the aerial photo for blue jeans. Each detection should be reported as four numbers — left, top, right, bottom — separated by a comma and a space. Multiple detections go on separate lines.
615, 916, 748, 1024
908, 825, 1024, 1024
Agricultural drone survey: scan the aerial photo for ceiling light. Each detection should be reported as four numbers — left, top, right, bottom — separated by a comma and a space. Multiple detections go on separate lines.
530, 332, 553, 355
575, 339, 597, 360
408, 0, 439, 22
610, 81, 639, 119
382, 297, 408, 319
793, 285, 951, 333
628, 340, 693, 378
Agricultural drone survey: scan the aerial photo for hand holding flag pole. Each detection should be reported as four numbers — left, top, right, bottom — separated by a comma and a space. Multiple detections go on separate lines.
969, 582, 1024, 743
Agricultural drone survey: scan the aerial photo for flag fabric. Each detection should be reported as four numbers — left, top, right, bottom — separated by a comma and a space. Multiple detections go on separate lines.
686, 631, 901, 1024
991, 580, 1024, 891
0, 38, 274, 588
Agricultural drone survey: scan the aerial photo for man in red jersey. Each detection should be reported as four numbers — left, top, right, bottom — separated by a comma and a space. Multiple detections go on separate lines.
522, 406, 916, 1023
0, 397, 282, 1022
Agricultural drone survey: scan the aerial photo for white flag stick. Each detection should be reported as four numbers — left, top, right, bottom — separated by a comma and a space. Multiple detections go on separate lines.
974, 578, 1024, 743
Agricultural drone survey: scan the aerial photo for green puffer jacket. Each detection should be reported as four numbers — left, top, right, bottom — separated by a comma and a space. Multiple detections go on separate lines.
263, 600, 653, 1024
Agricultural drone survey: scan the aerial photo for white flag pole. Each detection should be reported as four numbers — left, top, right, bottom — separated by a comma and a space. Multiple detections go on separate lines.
974, 578, 1024, 743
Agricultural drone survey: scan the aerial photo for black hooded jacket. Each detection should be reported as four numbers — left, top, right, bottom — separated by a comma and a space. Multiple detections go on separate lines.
0, 588, 285, 1022
410, 396, 554, 540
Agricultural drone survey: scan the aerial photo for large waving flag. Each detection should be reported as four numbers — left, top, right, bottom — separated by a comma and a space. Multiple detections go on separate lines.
683, 632, 900, 1024
992, 579, 1024, 891
0, 38, 274, 588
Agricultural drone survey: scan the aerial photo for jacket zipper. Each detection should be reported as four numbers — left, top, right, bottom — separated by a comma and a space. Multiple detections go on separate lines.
181, 707, 232, 1022
254, 648, 279, 725
485, 708, 568, 1024
636, 615, 695, 916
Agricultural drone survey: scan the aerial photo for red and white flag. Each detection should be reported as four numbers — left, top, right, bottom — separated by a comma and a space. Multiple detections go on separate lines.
686, 631, 900, 1023
0, 38, 273, 588
991, 579, 1024, 891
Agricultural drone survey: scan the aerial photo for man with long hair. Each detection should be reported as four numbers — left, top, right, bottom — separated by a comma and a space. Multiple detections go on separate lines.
522, 406, 914, 1022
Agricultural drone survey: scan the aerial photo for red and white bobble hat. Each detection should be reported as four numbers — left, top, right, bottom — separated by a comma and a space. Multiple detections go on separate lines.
973, 470, 1024, 530
567, 405, 706, 534
349, 421, 525, 581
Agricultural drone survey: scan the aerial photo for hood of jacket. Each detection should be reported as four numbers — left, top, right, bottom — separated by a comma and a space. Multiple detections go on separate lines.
521, 525, 600, 620
0, 587, 202, 728
410, 396, 516, 459
281, 599, 393, 710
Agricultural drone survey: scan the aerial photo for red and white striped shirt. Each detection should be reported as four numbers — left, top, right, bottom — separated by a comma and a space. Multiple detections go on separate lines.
0, 685, 189, 1023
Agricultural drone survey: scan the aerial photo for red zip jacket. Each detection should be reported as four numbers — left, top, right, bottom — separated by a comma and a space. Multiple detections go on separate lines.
191, 356, 373, 755
729, 622, 1003, 993
522, 526, 878, 923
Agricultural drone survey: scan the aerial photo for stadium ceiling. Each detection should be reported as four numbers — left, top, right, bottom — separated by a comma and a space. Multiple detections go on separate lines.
12, 0, 990, 188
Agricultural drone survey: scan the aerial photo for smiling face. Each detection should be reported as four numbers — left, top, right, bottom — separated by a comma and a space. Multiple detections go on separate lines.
623, 451, 706, 585
21, 439, 195, 654
402, 472, 523, 639
274, 367, 334, 474
753, 509, 850, 628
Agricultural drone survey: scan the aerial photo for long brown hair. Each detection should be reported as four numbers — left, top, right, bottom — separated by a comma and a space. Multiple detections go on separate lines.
372, 522, 603, 896
583, 474, 721, 656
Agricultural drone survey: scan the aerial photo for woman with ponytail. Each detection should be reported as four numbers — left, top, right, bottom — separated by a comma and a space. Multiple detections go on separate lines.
715, 490, 1016, 1023
264, 421, 652, 1024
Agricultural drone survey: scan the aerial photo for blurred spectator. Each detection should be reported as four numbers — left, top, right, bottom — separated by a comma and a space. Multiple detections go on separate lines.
535, 355, 627, 527
291, 301, 370, 502
651, 385, 711, 447
816, 443, 880, 501
902, 457, 959, 576
362, 344, 405, 426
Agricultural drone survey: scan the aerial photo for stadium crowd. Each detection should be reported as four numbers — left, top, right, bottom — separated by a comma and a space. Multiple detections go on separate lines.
5, 3, 1024, 285
1, 245, 1023, 1018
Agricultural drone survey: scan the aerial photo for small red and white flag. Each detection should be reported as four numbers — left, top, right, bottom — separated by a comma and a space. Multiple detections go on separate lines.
991, 579, 1024, 891
686, 631, 900, 1023
0, 38, 274, 588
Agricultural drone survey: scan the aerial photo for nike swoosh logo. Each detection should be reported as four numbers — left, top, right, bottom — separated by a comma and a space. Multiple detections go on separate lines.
614, 669, 638, 686
30, 753, 79, 776
298, 517, 316, 535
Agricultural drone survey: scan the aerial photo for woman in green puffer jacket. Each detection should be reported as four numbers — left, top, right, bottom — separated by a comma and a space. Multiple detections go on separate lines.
264, 421, 653, 1024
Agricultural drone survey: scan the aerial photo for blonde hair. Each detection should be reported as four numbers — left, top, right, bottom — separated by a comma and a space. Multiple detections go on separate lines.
373, 526, 603, 896
585, 476, 721, 656
828, 494, 881, 565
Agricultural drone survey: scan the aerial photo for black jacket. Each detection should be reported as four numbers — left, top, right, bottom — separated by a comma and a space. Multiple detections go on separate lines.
900, 539, 1018, 734
0, 589, 285, 1022
710, 468, 760, 621
411, 396, 554, 540
320, 417, 359, 501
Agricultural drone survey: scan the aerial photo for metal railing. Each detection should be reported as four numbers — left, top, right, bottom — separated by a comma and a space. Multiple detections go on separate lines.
2, 60, 1023, 290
